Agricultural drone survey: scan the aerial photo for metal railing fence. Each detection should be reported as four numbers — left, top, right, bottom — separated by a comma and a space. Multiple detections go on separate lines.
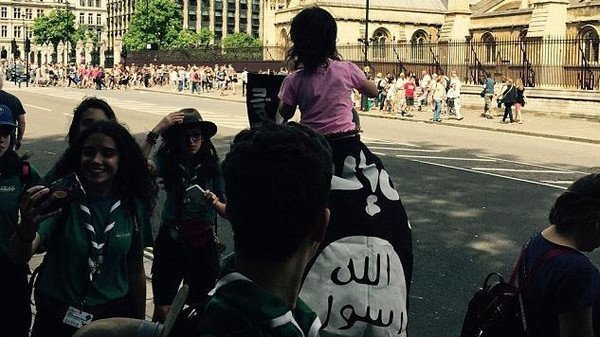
126, 37, 600, 90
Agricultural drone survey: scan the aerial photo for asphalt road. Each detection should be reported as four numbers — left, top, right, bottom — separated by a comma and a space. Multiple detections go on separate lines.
9, 85, 600, 337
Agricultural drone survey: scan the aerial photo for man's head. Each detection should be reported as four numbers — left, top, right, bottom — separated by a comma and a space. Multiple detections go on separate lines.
223, 122, 332, 262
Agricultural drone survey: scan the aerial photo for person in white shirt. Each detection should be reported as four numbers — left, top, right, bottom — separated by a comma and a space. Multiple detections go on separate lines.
449, 70, 463, 120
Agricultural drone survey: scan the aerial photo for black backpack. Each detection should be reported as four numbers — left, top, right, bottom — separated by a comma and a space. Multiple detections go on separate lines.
460, 246, 573, 337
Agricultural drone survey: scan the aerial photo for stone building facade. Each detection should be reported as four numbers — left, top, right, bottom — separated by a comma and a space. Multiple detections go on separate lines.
108, 0, 261, 64
262, 0, 600, 89
0, 0, 107, 66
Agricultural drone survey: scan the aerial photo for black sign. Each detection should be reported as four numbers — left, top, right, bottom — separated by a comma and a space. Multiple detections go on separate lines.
245, 73, 286, 128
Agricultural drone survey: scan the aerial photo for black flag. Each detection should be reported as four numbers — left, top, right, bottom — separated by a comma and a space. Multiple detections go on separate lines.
245, 73, 286, 128
300, 136, 413, 337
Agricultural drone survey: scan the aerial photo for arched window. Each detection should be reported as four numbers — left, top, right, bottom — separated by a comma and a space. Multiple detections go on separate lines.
482, 32, 496, 63
411, 30, 428, 61
372, 28, 389, 59
581, 27, 600, 63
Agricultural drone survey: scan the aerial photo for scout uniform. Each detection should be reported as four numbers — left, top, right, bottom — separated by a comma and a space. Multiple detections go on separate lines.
0, 162, 40, 337
178, 256, 321, 337
151, 152, 224, 307
31, 196, 151, 337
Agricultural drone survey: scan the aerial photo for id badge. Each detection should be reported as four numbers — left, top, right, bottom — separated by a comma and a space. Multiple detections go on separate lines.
62, 306, 93, 328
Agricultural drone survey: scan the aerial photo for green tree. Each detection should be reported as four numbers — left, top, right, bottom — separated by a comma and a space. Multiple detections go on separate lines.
32, 9, 75, 60
123, 0, 182, 50
221, 32, 261, 48
197, 28, 214, 47
72, 25, 98, 44
171, 29, 200, 49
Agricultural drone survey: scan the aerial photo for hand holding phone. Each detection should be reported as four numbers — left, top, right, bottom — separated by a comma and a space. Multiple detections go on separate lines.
37, 173, 86, 215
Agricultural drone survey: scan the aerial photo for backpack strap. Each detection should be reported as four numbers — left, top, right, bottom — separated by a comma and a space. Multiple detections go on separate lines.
509, 243, 575, 335
20, 161, 31, 187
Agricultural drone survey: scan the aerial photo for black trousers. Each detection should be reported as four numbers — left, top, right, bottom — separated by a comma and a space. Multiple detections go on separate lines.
151, 224, 221, 307
0, 255, 31, 337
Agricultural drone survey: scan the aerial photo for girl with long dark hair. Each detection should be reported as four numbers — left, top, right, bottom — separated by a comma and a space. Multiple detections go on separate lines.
10, 121, 156, 337
144, 108, 226, 323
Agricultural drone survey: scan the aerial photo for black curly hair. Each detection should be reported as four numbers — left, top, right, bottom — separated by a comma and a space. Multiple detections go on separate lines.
223, 122, 332, 261
67, 97, 117, 147
286, 6, 341, 73
56, 121, 157, 216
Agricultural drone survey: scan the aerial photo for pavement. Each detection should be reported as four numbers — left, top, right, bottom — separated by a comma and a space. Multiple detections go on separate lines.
135, 85, 600, 144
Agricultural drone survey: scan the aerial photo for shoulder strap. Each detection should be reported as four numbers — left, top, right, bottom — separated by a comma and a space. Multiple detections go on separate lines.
509, 244, 574, 288
20, 161, 31, 187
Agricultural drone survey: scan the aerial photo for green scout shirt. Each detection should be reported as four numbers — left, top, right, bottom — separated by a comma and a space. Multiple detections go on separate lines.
36, 196, 150, 307
0, 164, 40, 256
198, 257, 321, 337
154, 153, 225, 223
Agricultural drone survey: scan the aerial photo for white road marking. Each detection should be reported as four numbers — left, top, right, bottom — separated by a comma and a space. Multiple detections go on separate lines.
25, 104, 52, 111
63, 113, 74, 117
362, 136, 420, 148
542, 180, 574, 184
395, 155, 496, 162
369, 146, 441, 153
372, 152, 388, 156
471, 168, 570, 174
411, 160, 567, 190
476, 155, 589, 175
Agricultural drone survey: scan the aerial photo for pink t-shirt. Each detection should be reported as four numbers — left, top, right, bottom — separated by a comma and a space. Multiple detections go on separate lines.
278, 60, 366, 134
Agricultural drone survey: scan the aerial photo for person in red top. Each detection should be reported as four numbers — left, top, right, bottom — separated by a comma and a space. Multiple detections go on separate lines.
403, 76, 416, 117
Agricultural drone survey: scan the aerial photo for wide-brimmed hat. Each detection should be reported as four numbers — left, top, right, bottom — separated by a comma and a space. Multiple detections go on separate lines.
170, 109, 217, 139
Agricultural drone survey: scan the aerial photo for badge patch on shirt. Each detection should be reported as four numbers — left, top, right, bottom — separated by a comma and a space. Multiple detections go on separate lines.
62, 306, 93, 328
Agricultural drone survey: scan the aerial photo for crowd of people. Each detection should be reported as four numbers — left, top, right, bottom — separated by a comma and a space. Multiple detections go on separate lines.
3, 62, 250, 95
0, 6, 596, 337
361, 69, 527, 124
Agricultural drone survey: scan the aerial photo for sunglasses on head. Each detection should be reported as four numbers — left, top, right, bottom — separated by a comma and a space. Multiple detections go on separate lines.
183, 131, 203, 142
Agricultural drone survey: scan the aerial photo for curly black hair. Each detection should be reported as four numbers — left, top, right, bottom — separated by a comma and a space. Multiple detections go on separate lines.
67, 97, 117, 147
223, 122, 332, 261
286, 7, 341, 73
56, 121, 157, 216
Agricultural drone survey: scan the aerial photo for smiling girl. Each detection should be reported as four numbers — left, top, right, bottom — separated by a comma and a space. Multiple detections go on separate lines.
10, 121, 156, 337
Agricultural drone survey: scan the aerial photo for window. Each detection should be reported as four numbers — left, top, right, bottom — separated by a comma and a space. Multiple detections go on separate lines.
88, 0, 94, 6
96, 0, 100, 6
37, 9, 44, 17
410, 30, 427, 61
581, 27, 600, 63
80, 12, 85, 24
1, 25, 7, 38
14, 26, 22, 38
96, 13, 101, 25
80, 0, 85, 5
25, 8, 32, 19
482, 32, 496, 63
14, 7, 21, 19
1, 7, 6, 18
88, 13, 93, 24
